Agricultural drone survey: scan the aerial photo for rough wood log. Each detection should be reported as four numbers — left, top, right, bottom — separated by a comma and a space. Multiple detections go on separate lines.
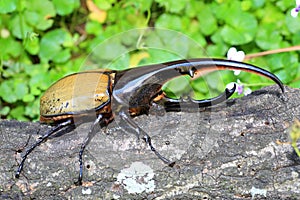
1, 85, 299, 199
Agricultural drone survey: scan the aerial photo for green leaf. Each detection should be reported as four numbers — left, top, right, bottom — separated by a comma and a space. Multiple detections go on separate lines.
24, 63, 49, 77
86, 21, 104, 35
290, 79, 300, 88
206, 44, 228, 57
15, 81, 29, 100
163, 76, 190, 99
241, 0, 252, 11
206, 72, 226, 91
155, 13, 182, 31
276, 0, 294, 11
0, 0, 17, 13
292, 31, 300, 45
207, 30, 228, 56
252, 0, 265, 8
145, 29, 191, 58
30, 86, 42, 96
155, 0, 189, 13
23, 94, 35, 102
220, 12, 257, 45
146, 49, 181, 64
24, 0, 56, 30
258, 3, 284, 24
10, 15, 33, 39
267, 55, 284, 71
286, 14, 300, 34
53, 0, 80, 16
94, 0, 116, 10
187, 33, 207, 57
39, 29, 70, 62
25, 99, 39, 120
191, 78, 208, 94
90, 41, 127, 61
0, 37, 22, 58
2, 62, 23, 78
255, 24, 282, 50
52, 49, 71, 63
276, 69, 290, 84
10, 106, 26, 120
266, 53, 298, 84
24, 34, 40, 55
0, 80, 17, 103
106, 54, 130, 70
29, 73, 52, 91
0, 106, 10, 116
185, 0, 203, 18
196, 4, 217, 36
267, 53, 298, 72
132, 0, 153, 11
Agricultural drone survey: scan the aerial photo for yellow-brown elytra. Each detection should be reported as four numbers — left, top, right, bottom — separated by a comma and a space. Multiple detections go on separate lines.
15, 58, 285, 185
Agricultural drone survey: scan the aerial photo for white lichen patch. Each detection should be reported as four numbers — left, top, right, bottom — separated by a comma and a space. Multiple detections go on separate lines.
82, 187, 92, 195
291, 171, 299, 179
116, 162, 155, 194
250, 186, 267, 199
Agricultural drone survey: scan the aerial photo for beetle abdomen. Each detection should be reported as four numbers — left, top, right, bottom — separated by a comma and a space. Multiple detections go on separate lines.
40, 72, 112, 117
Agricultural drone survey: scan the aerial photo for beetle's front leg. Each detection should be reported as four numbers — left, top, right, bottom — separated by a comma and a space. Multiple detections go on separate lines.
15, 119, 73, 179
118, 110, 175, 167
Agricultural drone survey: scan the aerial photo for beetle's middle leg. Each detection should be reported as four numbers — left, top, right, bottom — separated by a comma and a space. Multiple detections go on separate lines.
76, 114, 103, 185
118, 110, 175, 167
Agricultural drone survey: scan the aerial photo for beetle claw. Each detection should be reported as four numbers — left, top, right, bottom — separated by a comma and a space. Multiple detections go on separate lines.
74, 179, 82, 186
168, 161, 176, 167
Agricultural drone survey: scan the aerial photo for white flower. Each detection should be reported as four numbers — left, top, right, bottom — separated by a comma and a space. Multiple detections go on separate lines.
291, 0, 300, 18
226, 82, 237, 93
227, 47, 245, 62
226, 79, 252, 96
291, 8, 299, 17
243, 88, 252, 96
227, 47, 245, 76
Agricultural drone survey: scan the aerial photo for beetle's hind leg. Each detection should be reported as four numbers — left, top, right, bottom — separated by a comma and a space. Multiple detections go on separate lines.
15, 119, 73, 178
118, 111, 175, 167
161, 83, 236, 112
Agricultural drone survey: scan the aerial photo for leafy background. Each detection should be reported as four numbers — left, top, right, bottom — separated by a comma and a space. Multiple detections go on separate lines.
0, 0, 299, 121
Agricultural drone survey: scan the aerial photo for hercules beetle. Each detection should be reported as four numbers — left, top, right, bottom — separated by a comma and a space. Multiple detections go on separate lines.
15, 58, 284, 185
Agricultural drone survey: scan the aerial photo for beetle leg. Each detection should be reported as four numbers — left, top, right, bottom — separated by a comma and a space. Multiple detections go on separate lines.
15, 119, 73, 178
118, 110, 175, 167
76, 114, 103, 186
157, 83, 236, 112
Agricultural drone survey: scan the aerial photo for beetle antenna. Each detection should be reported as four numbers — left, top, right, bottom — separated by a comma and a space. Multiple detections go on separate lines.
15, 119, 73, 178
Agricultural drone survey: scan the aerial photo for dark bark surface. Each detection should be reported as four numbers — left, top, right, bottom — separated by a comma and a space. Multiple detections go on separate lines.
1, 85, 300, 199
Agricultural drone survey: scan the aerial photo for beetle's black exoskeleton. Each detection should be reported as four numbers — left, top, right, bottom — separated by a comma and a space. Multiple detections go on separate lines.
15, 58, 284, 185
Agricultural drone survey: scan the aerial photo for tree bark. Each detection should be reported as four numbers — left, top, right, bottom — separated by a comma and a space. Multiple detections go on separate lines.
1, 85, 299, 199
